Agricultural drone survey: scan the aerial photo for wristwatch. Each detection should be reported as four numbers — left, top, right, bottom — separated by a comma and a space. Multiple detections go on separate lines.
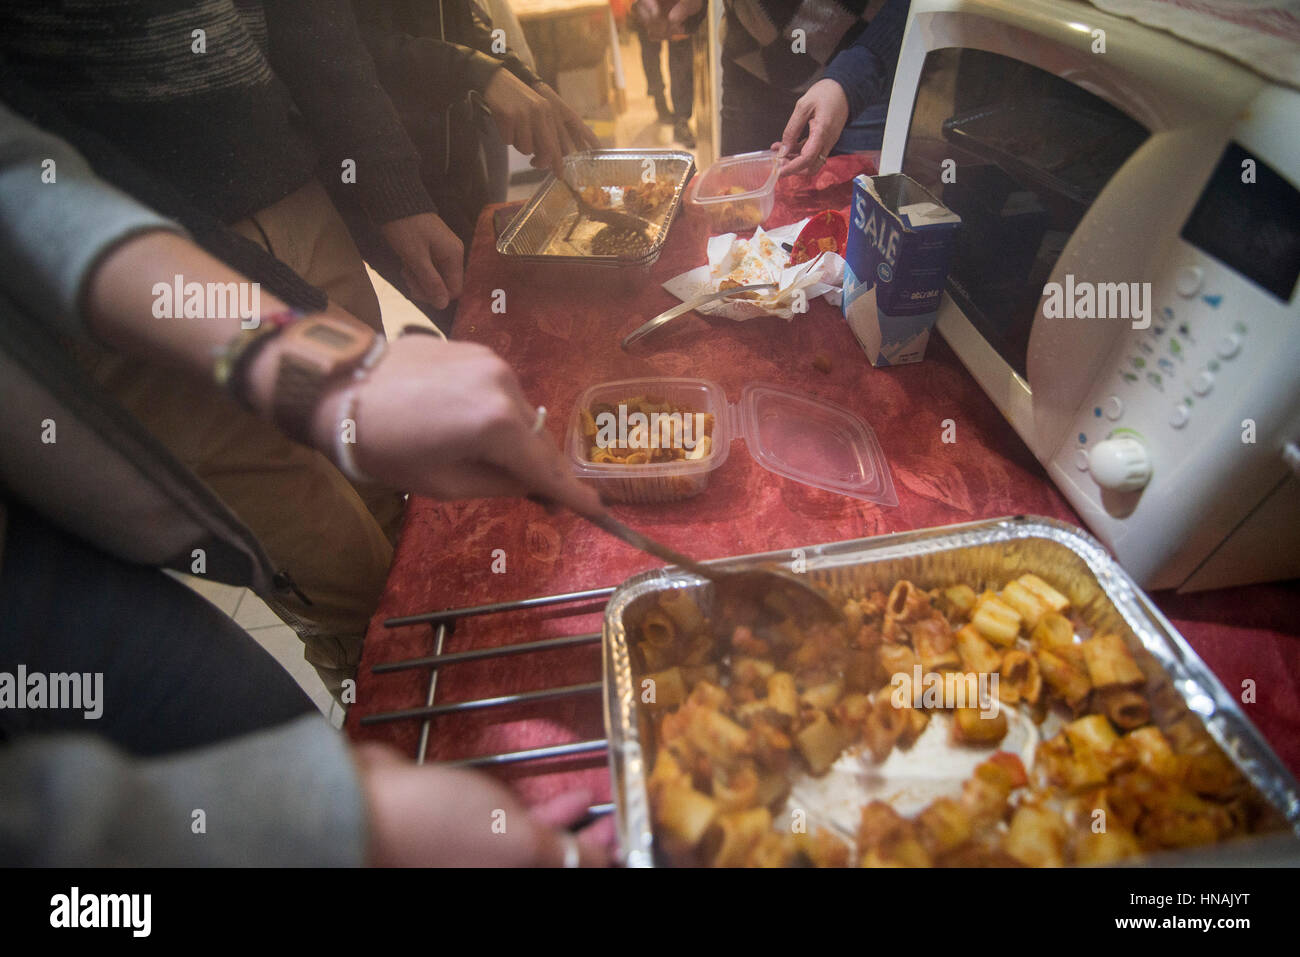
269, 315, 385, 444
212, 309, 301, 400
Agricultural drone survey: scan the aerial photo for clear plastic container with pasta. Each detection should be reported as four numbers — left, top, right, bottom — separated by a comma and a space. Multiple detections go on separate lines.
566, 377, 897, 506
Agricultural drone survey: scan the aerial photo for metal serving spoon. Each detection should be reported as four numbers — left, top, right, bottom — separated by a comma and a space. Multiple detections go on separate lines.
533, 496, 842, 626
555, 175, 655, 241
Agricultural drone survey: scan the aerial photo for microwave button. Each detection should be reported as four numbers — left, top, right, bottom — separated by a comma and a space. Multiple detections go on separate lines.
1215, 334, 1242, 359
1192, 370, 1214, 396
1088, 436, 1153, 492
1176, 266, 1203, 297
1105, 396, 1123, 421
1074, 449, 1090, 471
1169, 404, 1191, 429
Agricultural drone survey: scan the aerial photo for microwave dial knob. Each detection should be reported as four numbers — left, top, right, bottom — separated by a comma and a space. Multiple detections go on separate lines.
1088, 437, 1152, 492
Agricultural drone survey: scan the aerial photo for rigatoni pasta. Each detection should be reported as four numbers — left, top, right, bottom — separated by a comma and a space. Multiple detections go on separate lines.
636, 573, 1272, 867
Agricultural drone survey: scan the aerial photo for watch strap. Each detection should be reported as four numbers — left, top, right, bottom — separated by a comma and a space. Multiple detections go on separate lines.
213, 309, 301, 407
272, 325, 387, 447
272, 352, 328, 445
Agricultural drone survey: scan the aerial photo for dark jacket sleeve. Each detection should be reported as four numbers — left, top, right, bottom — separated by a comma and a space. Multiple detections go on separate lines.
350, 3, 540, 118
821, 0, 911, 118
460, 2, 542, 88
262, 0, 437, 224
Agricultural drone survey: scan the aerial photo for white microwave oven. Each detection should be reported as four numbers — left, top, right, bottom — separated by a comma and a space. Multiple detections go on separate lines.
879, 0, 1300, 591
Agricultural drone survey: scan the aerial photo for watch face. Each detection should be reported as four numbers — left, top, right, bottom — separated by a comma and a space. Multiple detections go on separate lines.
303, 322, 355, 349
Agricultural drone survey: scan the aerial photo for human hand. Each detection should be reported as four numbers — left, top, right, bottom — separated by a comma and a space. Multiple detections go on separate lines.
354, 742, 615, 867
313, 334, 604, 517
772, 78, 851, 177
635, 0, 671, 40
379, 212, 465, 309
532, 81, 601, 157
483, 69, 592, 175
636, 0, 665, 19
666, 0, 704, 32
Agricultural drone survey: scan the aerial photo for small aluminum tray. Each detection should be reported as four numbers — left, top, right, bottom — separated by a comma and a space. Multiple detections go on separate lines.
603, 516, 1300, 867
496, 149, 694, 269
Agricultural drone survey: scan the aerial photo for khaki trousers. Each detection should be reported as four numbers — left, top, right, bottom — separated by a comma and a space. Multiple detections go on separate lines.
81, 181, 402, 699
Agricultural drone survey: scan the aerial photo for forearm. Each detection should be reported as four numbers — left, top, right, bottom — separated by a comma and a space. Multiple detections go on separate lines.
86, 229, 378, 438
0, 715, 365, 866
360, 29, 511, 114
352, 3, 541, 115
84, 231, 292, 374
264, 0, 435, 223
461, 6, 543, 87
821, 0, 910, 117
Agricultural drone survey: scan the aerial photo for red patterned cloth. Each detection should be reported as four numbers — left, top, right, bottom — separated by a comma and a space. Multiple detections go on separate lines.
346, 153, 1300, 807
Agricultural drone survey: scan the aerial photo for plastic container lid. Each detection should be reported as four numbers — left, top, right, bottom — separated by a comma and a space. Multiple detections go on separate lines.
568, 377, 897, 506
737, 383, 898, 506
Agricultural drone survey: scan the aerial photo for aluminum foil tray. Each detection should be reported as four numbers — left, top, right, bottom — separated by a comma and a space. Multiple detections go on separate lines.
496, 149, 694, 269
603, 515, 1300, 867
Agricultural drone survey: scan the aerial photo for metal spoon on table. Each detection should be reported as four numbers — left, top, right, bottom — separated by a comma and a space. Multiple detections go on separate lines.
622, 283, 777, 348
622, 251, 824, 348
533, 496, 842, 625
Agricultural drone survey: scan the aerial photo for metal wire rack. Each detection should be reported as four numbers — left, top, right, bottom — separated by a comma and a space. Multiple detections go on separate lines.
361, 585, 618, 820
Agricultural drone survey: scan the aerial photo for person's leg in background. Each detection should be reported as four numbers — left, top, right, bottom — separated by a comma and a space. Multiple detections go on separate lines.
666, 34, 695, 148
76, 179, 404, 701
632, 4, 672, 123
0, 503, 316, 756
230, 180, 385, 334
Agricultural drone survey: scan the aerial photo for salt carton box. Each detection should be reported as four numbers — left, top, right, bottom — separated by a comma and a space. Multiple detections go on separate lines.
843, 173, 961, 367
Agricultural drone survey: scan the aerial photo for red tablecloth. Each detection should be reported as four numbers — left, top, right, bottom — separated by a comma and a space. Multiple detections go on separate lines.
346, 154, 1300, 806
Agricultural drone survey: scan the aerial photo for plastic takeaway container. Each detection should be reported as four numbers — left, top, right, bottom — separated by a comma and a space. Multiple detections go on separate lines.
567, 377, 898, 506
684, 150, 782, 233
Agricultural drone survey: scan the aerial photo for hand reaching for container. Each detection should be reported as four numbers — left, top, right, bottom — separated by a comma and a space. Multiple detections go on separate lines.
772, 78, 851, 177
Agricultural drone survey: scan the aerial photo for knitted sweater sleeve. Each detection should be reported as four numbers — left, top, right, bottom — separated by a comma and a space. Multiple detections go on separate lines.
820, 0, 911, 119
262, 0, 438, 224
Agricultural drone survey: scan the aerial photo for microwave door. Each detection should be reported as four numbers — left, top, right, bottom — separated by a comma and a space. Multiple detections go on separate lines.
894, 45, 1155, 458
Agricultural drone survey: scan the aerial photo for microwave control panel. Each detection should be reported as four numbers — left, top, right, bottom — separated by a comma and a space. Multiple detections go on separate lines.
1046, 138, 1300, 588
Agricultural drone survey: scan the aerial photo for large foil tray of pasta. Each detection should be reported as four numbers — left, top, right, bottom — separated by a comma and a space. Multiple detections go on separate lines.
602, 515, 1300, 867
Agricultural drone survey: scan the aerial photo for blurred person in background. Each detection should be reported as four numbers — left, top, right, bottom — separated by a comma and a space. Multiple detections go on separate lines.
645, 0, 909, 174
0, 101, 612, 866
630, 0, 704, 148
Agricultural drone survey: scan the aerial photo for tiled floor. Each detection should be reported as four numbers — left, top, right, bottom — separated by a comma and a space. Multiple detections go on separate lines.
178, 34, 692, 728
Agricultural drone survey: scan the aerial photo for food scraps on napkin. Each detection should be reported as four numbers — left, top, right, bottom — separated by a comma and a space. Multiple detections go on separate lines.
662, 217, 847, 321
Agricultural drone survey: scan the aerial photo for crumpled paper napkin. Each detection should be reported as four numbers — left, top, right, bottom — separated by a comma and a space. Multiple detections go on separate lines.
662, 218, 846, 321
